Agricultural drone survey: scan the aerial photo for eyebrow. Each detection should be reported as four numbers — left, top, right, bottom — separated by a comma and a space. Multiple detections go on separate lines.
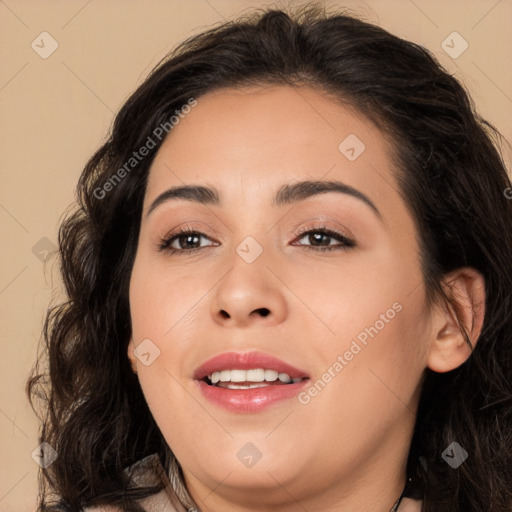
145, 180, 382, 220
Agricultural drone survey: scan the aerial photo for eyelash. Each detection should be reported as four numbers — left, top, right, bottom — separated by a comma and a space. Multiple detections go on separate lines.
157, 224, 356, 256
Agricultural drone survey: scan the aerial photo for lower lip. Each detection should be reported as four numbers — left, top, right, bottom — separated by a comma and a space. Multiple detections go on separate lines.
196, 379, 309, 413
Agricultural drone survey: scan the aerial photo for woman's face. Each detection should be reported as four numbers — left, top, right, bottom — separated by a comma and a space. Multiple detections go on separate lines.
128, 85, 434, 510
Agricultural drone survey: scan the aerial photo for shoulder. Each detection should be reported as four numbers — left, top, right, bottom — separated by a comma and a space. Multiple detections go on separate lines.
81, 487, 183, 511
83, 507, 121, 512
81, 454, 187, 512
83, 505, 122, 512
399, 497, 423, 512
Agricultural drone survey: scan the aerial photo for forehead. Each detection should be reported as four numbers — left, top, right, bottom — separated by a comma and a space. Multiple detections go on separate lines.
143, 84, 398, 215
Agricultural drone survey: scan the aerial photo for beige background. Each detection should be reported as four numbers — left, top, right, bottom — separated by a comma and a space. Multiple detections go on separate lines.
0, 0, 511, 510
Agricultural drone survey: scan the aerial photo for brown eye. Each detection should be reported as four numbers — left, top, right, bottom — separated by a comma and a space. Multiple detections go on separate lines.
292, 226, 356, 252
157, 227, 216, 254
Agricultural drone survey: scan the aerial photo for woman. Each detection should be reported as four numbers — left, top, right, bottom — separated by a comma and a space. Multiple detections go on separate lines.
27, 4, 512, 511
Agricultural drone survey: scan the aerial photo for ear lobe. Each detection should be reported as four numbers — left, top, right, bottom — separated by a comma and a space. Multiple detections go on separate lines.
427, 267, 485, 373
127, 337, 138, 374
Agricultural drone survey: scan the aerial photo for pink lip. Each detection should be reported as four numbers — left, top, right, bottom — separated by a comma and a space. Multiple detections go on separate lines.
193, 351, 310, 413
193, 351, 309, 380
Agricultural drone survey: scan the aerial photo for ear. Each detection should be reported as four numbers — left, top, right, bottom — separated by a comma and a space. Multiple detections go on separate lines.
427, 267, 486, 373
127, 337, 138, 374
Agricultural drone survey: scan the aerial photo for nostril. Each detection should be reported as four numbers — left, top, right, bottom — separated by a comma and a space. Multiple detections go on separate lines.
256, 308, 270, 317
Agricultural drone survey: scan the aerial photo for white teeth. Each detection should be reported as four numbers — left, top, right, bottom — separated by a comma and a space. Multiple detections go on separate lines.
247, 368, 265, 382
208, 368, 301, 385
219, 370, 231, 382
264, 369, 278, 381
230, 369, 247, 382
221, 383, 270, 390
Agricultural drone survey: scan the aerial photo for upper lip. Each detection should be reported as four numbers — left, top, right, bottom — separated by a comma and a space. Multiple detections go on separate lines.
194, 351, 310, 381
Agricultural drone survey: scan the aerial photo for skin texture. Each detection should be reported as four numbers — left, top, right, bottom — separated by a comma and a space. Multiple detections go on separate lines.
127, 85, 485, 512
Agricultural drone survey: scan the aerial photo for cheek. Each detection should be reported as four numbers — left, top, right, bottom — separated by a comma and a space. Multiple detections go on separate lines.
292, 247, 428, 404
128, 260, 199, 416
129, 254, 204, 339
285, 245, 419, 343
314, 292, 429, 418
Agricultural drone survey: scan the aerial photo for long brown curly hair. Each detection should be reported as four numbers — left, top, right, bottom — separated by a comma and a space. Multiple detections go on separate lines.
27, 4, 512, 511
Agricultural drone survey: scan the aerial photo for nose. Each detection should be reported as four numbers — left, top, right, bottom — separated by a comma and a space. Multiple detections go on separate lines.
210, 251, 288, 328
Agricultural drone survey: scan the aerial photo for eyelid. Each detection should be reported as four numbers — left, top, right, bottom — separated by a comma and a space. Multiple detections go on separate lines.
160, 221, 219, 242
292, 220, 355, 241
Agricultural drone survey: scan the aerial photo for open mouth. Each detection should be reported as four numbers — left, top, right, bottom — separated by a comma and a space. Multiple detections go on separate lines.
195, 355, 311, 412
194, 351, 310, 396
202, 369, 308, 389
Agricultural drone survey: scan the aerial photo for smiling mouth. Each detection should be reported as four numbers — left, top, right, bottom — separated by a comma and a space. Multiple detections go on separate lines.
202, 369, 308, 389
195, 357, 311, 412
